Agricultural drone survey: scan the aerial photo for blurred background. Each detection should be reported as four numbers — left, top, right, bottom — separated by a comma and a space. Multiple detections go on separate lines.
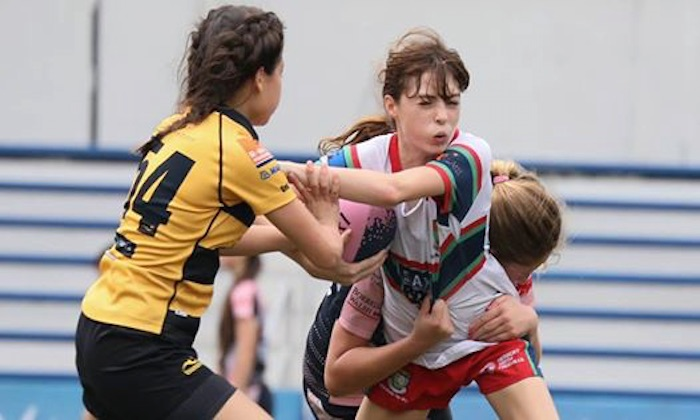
1, 0, 699, 418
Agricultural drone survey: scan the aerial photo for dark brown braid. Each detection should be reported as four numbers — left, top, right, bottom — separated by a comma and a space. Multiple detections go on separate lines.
137, 5, 284, 157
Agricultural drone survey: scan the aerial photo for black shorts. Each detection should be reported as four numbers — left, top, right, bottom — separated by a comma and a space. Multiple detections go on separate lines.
75, 313, 235, 419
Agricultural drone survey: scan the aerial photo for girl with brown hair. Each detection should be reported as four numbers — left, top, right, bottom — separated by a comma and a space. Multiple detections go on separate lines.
75, 5, 382, 419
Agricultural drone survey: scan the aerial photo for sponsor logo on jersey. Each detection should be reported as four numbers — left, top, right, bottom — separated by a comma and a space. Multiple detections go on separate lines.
259, 164, 281, 180
387, 369, 411, 395
496, 348, 524, 370
181, 357, 202, 376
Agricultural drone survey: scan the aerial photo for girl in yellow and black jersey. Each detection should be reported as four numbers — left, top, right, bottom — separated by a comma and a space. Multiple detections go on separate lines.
75, 5, 383, 420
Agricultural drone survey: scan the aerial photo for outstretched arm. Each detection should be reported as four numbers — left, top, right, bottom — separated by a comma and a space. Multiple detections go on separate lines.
265, 165, 345, 270
222, 168, 386, 285
283, 246, 386, 286
282, 161, 445, 208
220, 224, 293, 256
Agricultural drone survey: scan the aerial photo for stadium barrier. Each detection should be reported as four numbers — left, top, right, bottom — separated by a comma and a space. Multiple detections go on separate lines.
2, 145, 700, 418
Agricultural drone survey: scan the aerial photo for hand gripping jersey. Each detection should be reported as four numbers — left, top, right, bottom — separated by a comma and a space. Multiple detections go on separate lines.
81, 108, 296, 346
327, 130, 498, 369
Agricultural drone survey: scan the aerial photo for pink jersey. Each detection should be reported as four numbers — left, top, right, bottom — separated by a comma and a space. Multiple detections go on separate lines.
222, 279, 266, 384
230, 279, 258, 319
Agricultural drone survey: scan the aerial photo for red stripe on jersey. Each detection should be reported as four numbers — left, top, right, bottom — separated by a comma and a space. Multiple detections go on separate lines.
385, 272, 402, 294
350, 145, 362, 168
450, 143, 483, 191
439, 215, 488, 254
389, 251, 439, 272
517, 276, 533, 297
441, 256, 486, 300
389, 134, 403, 173
425, 163, 453, 214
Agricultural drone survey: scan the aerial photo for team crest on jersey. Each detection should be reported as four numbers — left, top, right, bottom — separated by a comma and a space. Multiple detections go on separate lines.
399, 268, 431, 304
387, 369, 411, 395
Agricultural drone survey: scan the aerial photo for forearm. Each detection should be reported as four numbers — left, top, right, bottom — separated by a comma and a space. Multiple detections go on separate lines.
325, 328, 426, 396
221, 225, 293, 256
282, 248, 337, 281
230, 355, 255, 391
281, 161, 444, 208
266, 200, 343, 270
333, 167, 401, 207
230, 321, 258, 390
334, 166, 446, 208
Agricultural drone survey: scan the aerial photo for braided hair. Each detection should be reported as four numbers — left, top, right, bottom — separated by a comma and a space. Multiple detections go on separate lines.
137, 5, 284, 157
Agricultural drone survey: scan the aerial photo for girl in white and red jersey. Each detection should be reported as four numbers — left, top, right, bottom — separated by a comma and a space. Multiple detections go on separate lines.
355, 160, 562, 420
285, 28, 556, 420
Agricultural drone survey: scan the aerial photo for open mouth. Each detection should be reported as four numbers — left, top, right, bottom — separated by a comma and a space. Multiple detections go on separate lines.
433, 133, 448, 142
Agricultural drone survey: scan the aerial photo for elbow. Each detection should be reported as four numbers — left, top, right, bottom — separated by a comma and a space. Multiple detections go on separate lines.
324, 377, 342, 397
324, 368, 351, 397
376, 184, 404, 208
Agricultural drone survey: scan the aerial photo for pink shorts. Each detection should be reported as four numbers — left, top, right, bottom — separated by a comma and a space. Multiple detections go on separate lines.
368, 339, 540, 411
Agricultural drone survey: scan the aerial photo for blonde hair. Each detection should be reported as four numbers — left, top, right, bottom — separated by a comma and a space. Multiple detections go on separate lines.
489, 160, 563, 268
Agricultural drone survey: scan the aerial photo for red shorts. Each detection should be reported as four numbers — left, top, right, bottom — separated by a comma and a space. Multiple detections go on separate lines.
368, 339, 540, 411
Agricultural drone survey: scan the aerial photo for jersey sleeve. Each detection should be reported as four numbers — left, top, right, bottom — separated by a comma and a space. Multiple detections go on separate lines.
425, 136, 491, 218
325, 145, 359, 168
231, 280, 258, 319
227, 137, 296, 216
338, 270, 384, 340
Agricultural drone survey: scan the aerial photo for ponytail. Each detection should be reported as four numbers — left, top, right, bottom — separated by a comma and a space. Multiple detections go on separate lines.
318, 115, 394, 155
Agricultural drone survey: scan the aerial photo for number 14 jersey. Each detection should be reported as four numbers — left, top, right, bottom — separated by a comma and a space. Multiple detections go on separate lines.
81, 108, 295, 345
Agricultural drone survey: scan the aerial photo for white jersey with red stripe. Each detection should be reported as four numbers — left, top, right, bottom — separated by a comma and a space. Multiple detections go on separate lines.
328, 129, 506, 369
384, 253, 528, 369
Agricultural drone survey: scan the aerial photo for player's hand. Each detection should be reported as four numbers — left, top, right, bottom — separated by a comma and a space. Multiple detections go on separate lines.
287, 172, 305, 203
410, 297, 454, 350
333, 250, 387, 286
289, 244, 386, 285
292, 161, 340, 228
279, 160, 308, 184
468, 295, 538, 342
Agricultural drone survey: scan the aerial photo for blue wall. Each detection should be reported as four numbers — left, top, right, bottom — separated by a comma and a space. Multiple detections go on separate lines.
2, 377, 699, 420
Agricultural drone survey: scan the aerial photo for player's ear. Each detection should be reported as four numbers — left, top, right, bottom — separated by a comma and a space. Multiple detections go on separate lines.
254, 67, 266, 92
383, 94, 397, 119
